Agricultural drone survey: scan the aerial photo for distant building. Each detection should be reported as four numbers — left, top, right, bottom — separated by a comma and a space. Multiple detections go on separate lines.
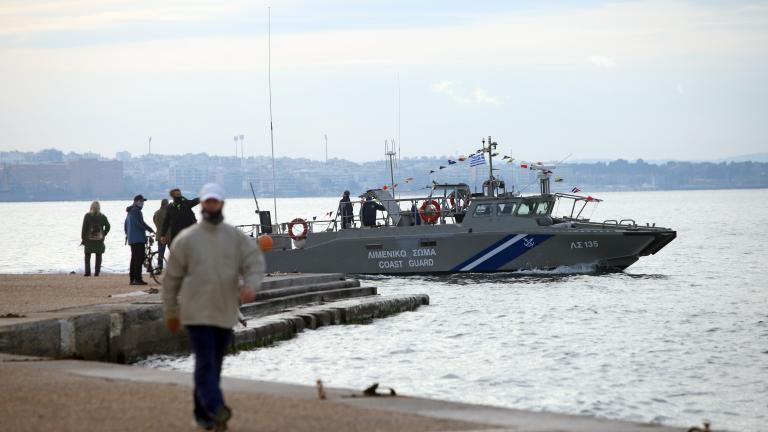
168, 165, 208, 192
34, 149, 64, 163
67, 159, 124, 197
0, 159, 123, 200
116, 151, 132, 162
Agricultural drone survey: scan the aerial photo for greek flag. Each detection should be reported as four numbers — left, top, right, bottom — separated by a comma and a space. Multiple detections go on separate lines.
469, 153, 486, 167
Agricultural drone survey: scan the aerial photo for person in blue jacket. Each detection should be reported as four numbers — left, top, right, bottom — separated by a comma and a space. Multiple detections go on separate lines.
124, 194, 154, 285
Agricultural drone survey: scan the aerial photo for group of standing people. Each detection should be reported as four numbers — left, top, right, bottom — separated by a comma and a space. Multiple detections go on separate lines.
338, 190, 386, 229
79, 188, 200, 284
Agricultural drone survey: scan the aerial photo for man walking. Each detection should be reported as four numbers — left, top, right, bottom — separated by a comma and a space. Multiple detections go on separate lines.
124, 195, 154, 285
162, 183, 265, 431
153, 199, 169, 272
160, 188, 200, 246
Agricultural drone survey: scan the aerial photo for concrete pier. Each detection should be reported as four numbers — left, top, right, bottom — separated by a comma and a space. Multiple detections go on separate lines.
0, 273, 425, 363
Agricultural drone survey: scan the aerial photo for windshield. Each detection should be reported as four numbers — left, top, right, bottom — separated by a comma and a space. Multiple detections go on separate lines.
497, 202, 516, 216
535, 202, 551, 215
517, 202, 534, 216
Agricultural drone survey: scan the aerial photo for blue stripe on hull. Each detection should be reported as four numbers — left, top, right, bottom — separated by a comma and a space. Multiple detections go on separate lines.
451, 234, 553, 272
451, 235, 514, 271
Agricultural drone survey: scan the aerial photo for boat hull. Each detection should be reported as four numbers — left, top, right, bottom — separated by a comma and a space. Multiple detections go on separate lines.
263, 227, 676, 274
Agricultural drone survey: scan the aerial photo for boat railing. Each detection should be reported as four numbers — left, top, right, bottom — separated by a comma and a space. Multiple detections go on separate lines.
601, 219, 618, 229
235, 196, 468, 237
553, 193, 601, 220
619, 219, 637, 228
601, 219, 638, 229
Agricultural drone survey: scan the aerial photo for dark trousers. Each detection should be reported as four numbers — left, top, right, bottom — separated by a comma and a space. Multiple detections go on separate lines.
341, 215, 353, 229
187, 325, 233, 422
84, 253, 102, 276
157, 242, 166, 269
129, 243, 145, 282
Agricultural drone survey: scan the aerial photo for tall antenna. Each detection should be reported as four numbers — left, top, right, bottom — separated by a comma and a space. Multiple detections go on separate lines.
397, 73, 401, 159
267, 6, 278, 224
397, 74, 401, 187
385, 139, 397, 199
148, 136, 152, 155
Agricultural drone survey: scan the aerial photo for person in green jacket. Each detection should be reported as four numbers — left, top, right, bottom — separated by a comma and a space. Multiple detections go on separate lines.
81, 201, 110, 276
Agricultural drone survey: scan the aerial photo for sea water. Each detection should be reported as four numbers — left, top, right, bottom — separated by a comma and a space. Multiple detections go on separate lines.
2, 189, 767, 430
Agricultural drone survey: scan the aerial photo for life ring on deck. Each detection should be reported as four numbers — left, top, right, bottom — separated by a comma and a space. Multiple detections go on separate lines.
287, 218, 308, 240
420, 200, 441, 224
449, 192, 470, 210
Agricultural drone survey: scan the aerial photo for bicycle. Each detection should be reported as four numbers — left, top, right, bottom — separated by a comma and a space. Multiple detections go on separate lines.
143, 234, 166, 286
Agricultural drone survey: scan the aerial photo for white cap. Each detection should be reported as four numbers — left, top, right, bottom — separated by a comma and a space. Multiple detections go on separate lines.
200, 183, 225, 202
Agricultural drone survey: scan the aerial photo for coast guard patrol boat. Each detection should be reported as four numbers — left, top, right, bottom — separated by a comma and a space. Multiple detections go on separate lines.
239, 137, 676, 274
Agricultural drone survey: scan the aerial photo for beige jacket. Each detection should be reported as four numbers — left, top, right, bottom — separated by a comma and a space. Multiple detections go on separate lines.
162, 220, 265, 329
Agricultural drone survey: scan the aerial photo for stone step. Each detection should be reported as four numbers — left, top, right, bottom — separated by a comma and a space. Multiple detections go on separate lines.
233, 294, 429, 350
260, 273, 347, 291
254, 280, 361, 301
241, 286, 377, 319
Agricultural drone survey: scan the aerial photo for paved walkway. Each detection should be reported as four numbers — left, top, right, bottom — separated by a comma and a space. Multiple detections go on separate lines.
0, 274, 153, 315
0, 354, 490, 432
0, 354, 684, 432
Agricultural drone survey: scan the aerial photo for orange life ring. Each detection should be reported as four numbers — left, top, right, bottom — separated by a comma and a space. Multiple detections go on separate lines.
420, 200, 441, 224
287, 218, 308, 240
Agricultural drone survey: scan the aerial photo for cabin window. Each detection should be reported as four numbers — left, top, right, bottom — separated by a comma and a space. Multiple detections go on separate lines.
473, 204, 493, 217
420, 240, 437, 247
516, 202, 534, 216
496, 202, 517, 216
535, 202, 551, 215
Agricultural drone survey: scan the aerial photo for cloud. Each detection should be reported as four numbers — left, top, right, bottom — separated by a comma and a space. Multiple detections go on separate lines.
2, 1, 768, 71
431, 81, 500, 105
589, 55, 618, 68
0, 0, 251, 35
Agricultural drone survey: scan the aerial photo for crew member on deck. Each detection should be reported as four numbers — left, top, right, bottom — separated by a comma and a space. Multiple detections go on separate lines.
361, 195, 386, 227
339, 190, 354, 229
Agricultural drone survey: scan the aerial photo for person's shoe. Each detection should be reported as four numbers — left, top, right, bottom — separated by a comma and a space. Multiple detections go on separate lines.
212, 406, 231, 431
94, 273, 100, 277
195, 417, 215, 430
135, 280, 149, 285
84, 273, 91, 277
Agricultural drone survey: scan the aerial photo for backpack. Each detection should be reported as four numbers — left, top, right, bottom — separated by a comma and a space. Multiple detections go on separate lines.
88, 217, 104, 241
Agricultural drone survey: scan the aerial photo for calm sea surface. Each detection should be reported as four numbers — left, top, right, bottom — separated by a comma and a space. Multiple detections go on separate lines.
2, 190, 767, 431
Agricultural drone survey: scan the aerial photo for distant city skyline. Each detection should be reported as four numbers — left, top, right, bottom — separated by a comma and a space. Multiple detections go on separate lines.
3, 147, 768, 165
1, 1, 767, 162
2, 148, 766, 203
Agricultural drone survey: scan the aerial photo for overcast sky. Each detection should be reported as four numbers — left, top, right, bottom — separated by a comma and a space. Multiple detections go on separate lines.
0, 0, 766, 162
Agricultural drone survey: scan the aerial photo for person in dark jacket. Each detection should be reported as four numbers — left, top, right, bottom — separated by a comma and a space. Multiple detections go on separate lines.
338, 190, 354, 229
81, 201, 110, 276
160, 188, 200, 246
361, 195, 386, 227
124, 194, 154, 285
153, 199, 169, 271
